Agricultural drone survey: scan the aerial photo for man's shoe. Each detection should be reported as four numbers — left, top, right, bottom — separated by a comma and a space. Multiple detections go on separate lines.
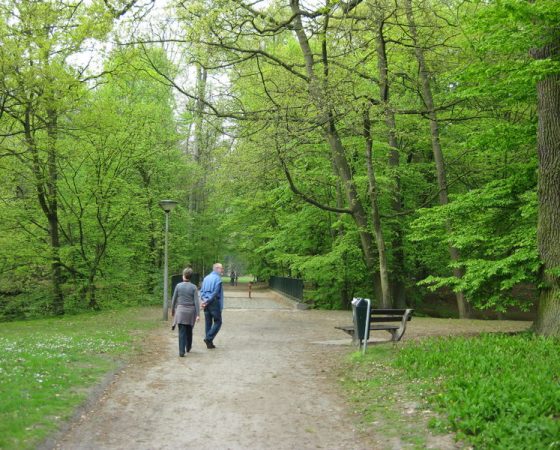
204, 339, 216, 349
179, 353, 185, 357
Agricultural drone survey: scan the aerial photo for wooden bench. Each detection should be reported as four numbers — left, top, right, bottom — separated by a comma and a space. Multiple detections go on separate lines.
336, 306, 414, 348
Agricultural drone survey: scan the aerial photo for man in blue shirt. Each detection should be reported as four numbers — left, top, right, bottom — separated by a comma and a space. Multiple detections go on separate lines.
200, 263, 224, 349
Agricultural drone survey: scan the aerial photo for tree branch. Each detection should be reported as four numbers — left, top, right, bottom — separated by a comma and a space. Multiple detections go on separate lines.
275, 140, 353, 215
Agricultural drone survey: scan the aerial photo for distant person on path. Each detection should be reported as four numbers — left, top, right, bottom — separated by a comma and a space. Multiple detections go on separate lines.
171, 268, 200, 357
230, 270, 235, 286
200, 262, 224, 349
234, 271, 239, 286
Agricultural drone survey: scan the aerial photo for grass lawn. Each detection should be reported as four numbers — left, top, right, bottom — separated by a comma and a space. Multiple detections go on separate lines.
344, 332, 560, 449
0, 307, 160, 450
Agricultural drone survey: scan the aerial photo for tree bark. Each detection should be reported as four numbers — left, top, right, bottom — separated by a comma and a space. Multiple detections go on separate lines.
189, 63, 208, 213
364, 109, 392, 308
87, 272, 99, 310
532, 43, 560, 336
325, 127, 379, 278
46, 107, 64, 315
25, 103, 64, 315
404, 0, 471, 317
375, 18, 406, 308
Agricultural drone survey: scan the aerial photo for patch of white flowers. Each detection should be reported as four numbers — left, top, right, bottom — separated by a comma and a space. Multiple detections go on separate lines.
0, 333, 128, 388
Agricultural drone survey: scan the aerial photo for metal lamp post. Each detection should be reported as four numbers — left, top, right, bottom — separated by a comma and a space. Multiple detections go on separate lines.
159, 199, 178, 321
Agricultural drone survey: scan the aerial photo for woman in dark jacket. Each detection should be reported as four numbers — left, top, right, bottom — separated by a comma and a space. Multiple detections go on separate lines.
171, 268, 200, 357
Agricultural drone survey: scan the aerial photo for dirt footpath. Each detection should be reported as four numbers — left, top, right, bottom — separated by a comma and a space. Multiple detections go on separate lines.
51, 288, 531, 450
52, 289, 371, 450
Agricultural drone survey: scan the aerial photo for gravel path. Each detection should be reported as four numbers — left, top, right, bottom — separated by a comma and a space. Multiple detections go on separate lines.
51, 287, 531, 450
52, 288, 370, 450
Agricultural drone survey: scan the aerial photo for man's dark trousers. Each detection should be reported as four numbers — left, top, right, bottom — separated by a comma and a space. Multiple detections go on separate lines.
204, 301, 222, 342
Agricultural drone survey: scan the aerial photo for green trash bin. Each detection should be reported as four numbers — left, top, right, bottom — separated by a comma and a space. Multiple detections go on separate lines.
352, 298, 371, 343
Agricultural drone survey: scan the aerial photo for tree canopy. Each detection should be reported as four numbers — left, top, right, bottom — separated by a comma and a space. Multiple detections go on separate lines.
0, 0, 558, 335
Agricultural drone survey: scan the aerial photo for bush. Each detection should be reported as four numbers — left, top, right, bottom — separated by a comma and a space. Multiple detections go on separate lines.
393, 333, 560, 449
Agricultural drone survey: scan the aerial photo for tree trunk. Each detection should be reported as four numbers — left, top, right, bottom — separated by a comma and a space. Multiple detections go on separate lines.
331, 163, 353, 308
533, 61, 560, 336
364, 109, 392, 308
404, 0, 471, 317
189, 64, 208, 213
46, 108, 64, 315
325, 127, 381, 295
87, 273, 99, 310
290, 0, 382, 298
376, 19, 407, 308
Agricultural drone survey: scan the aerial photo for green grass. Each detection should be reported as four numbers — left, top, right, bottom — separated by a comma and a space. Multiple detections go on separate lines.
0, 307, 160, 450
345, 333, 560, 449
341, 346, 437, 449
393, 333, 560, 449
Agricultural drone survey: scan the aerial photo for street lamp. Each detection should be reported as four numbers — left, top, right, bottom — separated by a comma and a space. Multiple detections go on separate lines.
159, 199, 178, 321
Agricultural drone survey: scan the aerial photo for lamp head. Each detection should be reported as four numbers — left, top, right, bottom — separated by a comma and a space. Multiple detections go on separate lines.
159, 199, 178, 213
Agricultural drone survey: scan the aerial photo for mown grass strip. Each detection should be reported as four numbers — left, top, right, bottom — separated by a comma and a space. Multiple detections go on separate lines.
341, 346, 440, 449
393, 333, 560, 449
0, 307, 160, 450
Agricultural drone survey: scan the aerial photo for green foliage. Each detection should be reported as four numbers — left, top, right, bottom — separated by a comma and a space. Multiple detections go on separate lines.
0, 36, 192, 317
0, 0, 554, 320
393, 333, 560, 449
411, 172, 539, 311
0, 307, 160, 450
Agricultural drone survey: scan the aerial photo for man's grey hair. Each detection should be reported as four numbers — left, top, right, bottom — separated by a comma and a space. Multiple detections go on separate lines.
213, 263, 222, 270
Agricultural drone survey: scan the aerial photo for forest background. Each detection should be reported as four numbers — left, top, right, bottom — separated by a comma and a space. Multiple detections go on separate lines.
0, 0, 558, 336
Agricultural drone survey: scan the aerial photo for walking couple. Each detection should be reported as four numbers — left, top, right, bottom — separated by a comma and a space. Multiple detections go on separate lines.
171, 263, 224, 357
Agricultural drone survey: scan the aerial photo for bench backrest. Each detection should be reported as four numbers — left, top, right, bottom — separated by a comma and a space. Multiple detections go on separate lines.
370, 309, 413, 323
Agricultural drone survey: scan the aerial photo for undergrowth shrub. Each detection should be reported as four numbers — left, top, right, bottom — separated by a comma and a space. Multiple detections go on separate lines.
393, 333, 560, 449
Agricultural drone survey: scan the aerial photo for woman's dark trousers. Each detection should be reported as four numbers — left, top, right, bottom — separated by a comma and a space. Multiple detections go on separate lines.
178, 324, 193, 356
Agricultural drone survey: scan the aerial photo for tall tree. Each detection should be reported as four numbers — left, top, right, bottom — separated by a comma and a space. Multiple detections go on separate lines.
402, 0, 471, 317
0, 0, 114, 314
531, 10, 560, 336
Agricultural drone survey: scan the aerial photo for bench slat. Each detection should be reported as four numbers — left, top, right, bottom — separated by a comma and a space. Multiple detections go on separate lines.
371, 309, 409, 314
370, 325, 399, 331
335, 324, 399, 331
370, 316, 412, 322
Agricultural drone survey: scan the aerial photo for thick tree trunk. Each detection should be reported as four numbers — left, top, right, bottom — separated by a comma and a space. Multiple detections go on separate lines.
331, 163, 354, 308
189, 64, 208, 213
533, 70, 560, 337
47, 213, 64, 315
87, 273, 99, 310
364, 109, 392, 308
376, 20, 406, 308
404, 0, 471, 317
46, 109, 64, 315
326, 128, 380, 288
